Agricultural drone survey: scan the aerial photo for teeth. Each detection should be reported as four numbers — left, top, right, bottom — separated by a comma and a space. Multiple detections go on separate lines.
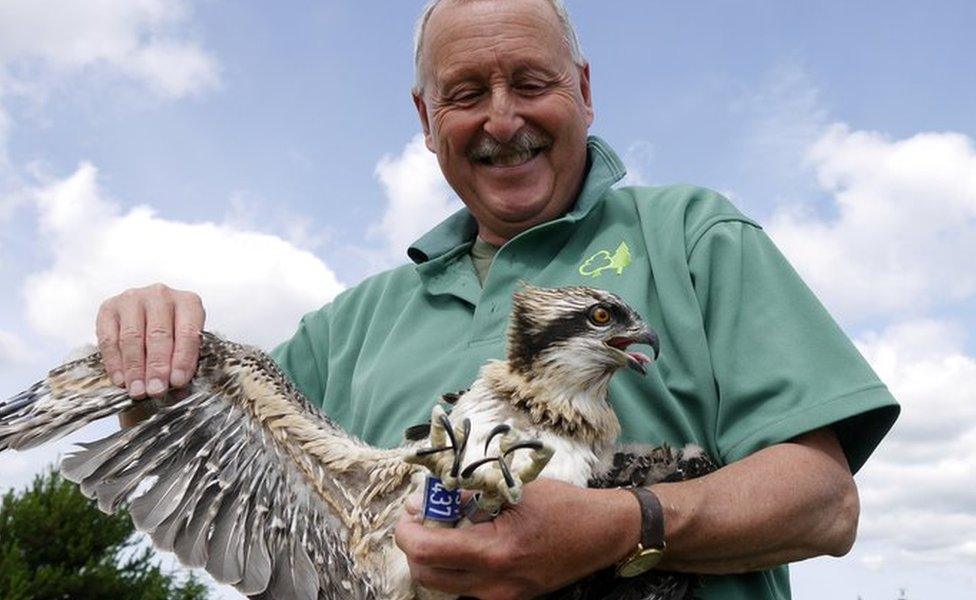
489, 150, 534, 167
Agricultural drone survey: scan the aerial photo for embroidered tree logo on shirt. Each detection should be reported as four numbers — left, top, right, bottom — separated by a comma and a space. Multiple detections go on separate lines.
579, 242, 632, 278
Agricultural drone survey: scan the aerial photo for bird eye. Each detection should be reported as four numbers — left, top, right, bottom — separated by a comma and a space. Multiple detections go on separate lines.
588, 305, 612, 326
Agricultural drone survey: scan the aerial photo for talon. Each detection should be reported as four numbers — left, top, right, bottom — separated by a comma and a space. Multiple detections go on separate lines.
497, 455, 516, 488
503, 440, 544, 456
412, 444, 453, 457
450, 418, 471, 478
460, 456, 497, 480
454, 423, 555, 515
484, 423, 511, 453
439, 414, 457, 447
404, 407, 470, 490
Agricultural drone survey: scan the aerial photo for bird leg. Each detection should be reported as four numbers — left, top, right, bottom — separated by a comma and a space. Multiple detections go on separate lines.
403, 405, 470, 490
459, 425, 554, 514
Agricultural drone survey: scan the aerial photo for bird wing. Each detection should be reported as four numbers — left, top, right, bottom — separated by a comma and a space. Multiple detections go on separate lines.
0, 332, 418, 600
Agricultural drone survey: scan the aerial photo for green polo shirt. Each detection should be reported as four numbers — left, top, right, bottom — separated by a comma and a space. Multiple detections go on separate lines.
271, 136, 899, 599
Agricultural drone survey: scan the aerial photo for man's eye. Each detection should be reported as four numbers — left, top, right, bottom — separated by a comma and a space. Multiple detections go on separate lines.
515, 82, 546, 94
450, 90, 482, 104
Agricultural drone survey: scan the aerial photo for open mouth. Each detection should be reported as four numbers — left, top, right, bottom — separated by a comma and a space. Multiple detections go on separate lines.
475, 146, 546, 168
605, 333, 659, 375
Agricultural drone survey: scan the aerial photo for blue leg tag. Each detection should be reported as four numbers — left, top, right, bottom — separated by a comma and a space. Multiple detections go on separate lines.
422, 475, 461, 523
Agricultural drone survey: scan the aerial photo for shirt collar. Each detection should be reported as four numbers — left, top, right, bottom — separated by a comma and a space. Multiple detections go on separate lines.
407, 135, 627, 264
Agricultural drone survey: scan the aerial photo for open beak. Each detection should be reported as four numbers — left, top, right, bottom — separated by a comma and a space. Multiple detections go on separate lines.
607, 327, 660, 375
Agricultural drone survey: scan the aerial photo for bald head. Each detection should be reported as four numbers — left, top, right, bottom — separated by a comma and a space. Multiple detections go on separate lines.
412, 0, 585, 92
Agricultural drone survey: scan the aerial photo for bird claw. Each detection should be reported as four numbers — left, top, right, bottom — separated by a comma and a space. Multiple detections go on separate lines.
404, 405, 470, 489
459, 426, 554, 513
404, 407, 554, 514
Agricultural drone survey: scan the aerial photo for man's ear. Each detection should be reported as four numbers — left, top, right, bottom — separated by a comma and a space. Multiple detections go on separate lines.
578, 62, 594, 127
412, 91, 437, 153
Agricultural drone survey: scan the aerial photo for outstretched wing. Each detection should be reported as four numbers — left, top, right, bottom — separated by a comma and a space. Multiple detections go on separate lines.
0, 332, 418, 600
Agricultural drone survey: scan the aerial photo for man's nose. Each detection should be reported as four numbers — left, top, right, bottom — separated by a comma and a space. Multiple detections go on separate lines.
482, 87, 524, 143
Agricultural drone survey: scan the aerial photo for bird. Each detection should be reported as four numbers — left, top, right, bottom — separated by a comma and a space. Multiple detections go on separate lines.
0, 284, 713, 600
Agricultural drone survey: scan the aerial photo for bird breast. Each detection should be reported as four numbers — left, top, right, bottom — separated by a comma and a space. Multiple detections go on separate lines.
449, 385, 606, 488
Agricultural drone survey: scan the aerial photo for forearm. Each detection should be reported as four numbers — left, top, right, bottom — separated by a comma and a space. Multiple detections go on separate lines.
633, 428, 860, 574
394, 429, 859, 597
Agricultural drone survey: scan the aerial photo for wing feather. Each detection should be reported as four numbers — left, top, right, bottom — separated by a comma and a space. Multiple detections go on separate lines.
150, 453, 211, 552
0, 332, 418, 599
129, 453, 200, 532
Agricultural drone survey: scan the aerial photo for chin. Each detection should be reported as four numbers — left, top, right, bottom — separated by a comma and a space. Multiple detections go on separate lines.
477, 185, 558, 220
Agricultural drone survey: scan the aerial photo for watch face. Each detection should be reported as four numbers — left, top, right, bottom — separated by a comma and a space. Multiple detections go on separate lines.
617, 548, 664, 578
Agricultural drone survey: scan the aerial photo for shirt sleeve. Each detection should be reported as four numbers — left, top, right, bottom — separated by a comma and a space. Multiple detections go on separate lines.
269, 308, 331, 410
688, 220, 899, 473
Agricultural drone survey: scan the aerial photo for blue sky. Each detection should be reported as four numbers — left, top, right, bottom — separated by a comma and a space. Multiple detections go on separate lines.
1, 1, 974, 598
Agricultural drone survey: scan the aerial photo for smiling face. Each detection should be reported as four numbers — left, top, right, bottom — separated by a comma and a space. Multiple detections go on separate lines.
413, 0, 594, 245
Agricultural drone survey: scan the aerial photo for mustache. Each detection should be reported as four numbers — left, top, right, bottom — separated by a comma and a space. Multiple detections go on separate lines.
468, 129, 552, 161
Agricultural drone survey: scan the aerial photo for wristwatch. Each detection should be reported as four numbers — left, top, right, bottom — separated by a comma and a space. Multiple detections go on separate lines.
615, 487, 666, 578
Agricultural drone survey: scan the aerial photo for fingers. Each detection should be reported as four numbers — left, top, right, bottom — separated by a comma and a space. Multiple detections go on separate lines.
404, 488, 423, 517
170, 292, 204, 387
396, 516, 520, 598
95, 284, 205, 400
407, 563, 475, 596
144, 294, 175, 397
117, 293, 148, 398
395, 516, 495, 570
96, 306, 124, 387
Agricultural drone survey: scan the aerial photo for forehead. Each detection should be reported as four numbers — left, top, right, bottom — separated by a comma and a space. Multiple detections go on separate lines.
422, 0, 571, 84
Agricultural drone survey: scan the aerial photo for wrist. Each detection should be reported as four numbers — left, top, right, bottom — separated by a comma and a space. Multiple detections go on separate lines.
615, 486, 667, 577
591, 487, 643, 567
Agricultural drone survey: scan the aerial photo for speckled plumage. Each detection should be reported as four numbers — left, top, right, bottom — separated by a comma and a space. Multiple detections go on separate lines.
0, 285, 713, 600
2, 335, 412, 599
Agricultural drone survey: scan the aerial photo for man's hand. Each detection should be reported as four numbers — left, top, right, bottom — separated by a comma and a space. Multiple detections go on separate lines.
96, 283, 205, 401
396, 429, 858, 598
394, 478, 639, 600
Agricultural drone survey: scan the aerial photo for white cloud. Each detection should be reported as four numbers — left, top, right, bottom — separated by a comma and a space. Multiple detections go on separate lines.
372, 134, 459, 260
732, 63, 829, 203
116, 38, 219, 99
858, 554, 885, 571
223, 191, 329, 252
854, 320, 976, 563
618, 140, 655, 187
0, 97, 9, 167
0, 330, 31, 366
768, 124, 976, 324
0, 0, 219, 250
742, 64, 827, 157
0, 0, 219, 99
23, 162, 343, 350
740, 66, 976, 570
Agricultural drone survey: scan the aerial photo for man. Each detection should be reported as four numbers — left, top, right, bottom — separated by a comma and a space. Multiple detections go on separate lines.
96, 1, 899, 598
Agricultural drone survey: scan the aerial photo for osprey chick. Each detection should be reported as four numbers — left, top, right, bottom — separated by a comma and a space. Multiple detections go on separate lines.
0, 285, 703, 600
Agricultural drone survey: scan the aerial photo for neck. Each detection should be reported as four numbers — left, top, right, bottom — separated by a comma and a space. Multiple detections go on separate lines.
481, 360, 621, 446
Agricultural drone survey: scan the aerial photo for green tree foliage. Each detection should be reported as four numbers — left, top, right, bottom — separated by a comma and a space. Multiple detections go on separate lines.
0, 466, 209, 600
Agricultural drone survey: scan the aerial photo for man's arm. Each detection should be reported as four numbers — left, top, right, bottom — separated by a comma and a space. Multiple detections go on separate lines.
394, 426, 857, 599
652, 426, 858, 574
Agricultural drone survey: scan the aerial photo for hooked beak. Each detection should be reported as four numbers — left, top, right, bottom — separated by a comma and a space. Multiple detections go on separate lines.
606, 327, 660, 375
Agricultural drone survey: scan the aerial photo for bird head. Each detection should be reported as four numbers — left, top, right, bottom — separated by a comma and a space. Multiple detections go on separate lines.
507, 285, 660, 381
